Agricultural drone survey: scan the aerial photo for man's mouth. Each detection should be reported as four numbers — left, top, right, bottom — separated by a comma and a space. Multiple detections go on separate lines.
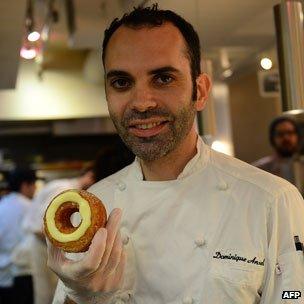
134, 121, 164, 129
128, 119, 169, 137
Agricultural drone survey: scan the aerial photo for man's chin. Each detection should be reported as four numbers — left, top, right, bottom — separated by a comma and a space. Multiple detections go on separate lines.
277, 149, 295, 158
131, 144, 171, 162
122, 136, 175, 161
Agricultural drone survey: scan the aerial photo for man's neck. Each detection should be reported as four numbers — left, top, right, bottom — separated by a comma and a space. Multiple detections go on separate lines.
274, 151, 293, 160
140, 130, 198, 181
16, 191, 30, 200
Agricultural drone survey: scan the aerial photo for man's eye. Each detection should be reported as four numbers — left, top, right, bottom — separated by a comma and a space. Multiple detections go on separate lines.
155, 75, 173, 85
111, 78, 130, 89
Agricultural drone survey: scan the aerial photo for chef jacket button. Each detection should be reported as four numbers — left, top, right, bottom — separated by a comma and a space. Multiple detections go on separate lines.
194, 237, 205, 247
118, 182, 126, 191
120, 228, 130, 245
182, 296, 194, 304
275, 263, 282, 275
115, 292, 132, 303
120, 292, 131, 301
217, 181, 228, 191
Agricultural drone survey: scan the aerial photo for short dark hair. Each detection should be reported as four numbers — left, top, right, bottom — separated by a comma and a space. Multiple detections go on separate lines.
102, 4, 201, 100
269, 116, 300, 146
8, 167, 36, 192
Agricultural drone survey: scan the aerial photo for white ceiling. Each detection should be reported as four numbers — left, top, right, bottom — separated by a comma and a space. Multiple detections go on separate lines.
68, 0, 281, 77
69, 0, 280, 48
0, 0, 281, 89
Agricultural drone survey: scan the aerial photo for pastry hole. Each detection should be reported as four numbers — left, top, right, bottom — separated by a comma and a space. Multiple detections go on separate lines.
55, 202, 80, 233
70, 212, 82, 228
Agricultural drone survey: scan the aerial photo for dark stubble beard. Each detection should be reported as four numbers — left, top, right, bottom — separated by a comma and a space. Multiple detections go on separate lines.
110, 101, 197, 162
276, 142, 298, 158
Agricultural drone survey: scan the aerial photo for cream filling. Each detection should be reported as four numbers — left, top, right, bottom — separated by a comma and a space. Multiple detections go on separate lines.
46, 191, 91, 242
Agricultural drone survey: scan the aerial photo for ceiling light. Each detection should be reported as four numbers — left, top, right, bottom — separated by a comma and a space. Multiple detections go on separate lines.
27, 31, 40, 42
20, 47, 37, 60
220, 49, 231, 70
222, 69, 233, 78
284, 109, 304, 115
260, 57, 273, 70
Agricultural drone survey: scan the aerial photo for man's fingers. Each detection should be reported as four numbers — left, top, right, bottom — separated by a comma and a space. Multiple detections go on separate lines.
46, 238, 68, 275
72, 228, 107, 277
101, 208, 122, 268
102, 231, 123, 276
115, 249, 126, 288
46, 228, 107, 279
103, 248, 126, 292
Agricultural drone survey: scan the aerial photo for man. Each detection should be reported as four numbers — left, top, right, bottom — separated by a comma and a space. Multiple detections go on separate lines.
253, 116, 301, 184
0, 168, 36, 304
49, 5, 304, 304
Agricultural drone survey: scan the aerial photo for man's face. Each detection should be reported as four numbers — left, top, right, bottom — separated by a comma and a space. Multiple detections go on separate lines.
273, 121, 299, 157
80, 170, 95, 190
22, 181, 36, 199
104, 23, 205, 161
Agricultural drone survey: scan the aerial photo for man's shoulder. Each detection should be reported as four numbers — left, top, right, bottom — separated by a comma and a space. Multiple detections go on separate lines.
251, 155, 275, 169
0, 193, 28, 219
45, 178, 75, 189
209, 149, 292, 199
34, 179, 76, 201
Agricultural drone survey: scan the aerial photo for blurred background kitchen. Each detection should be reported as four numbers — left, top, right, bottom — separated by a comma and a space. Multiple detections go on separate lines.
0, 0, 304, 303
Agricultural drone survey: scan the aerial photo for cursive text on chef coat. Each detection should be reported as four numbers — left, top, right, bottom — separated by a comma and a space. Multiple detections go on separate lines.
213, 251, 265, 266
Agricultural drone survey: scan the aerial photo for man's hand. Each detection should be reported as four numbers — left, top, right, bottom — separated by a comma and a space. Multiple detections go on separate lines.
47, 208, 126, 303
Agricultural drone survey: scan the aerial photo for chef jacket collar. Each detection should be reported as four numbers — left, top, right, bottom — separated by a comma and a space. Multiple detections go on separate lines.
130, 135, 210, 181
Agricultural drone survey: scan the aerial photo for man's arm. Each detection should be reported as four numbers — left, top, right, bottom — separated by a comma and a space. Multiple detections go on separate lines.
52, 280, 68, 304
48, 209, 125, 304
261, 184, 304, 303
52, 279, 117, 304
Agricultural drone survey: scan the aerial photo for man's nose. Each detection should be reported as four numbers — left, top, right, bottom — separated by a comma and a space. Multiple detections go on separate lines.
130, 85, 157, 112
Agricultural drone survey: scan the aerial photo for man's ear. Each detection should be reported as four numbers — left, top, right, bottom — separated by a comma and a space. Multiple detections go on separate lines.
195, 73, 212, 111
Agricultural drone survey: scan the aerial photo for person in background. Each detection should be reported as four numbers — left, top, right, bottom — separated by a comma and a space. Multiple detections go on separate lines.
0, 167, 36, 304
252, 116, 301, 184
22, 165, 95, 304
23, 144, 134, 304
93, 145, 135, 181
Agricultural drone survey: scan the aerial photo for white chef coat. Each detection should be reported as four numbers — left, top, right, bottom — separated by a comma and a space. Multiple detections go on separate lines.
23, 178, 80, 304
53, 136, 304, 304
0, 192, 31, 287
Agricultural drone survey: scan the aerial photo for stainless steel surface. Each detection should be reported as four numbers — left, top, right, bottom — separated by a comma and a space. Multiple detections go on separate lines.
0, 0, 27, 89
274, 0, 304, 112
293, 157, 304, 195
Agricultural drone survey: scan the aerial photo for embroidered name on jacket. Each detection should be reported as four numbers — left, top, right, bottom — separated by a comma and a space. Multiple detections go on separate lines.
213, 251, 265, 266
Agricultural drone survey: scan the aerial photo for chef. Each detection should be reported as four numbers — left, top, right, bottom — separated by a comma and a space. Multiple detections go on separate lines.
48, 5, 304, 304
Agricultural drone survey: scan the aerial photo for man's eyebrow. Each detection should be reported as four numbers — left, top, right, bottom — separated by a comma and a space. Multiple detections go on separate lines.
106, 70, 132, 80
106, 66, 181, 80
148, 66, 181, 75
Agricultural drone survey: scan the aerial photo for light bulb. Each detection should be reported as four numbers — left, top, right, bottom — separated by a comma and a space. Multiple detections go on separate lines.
20, 47, 37, 59
222, 69, 233, 78
27, 31, 40, 42
260, 58, 272, 70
